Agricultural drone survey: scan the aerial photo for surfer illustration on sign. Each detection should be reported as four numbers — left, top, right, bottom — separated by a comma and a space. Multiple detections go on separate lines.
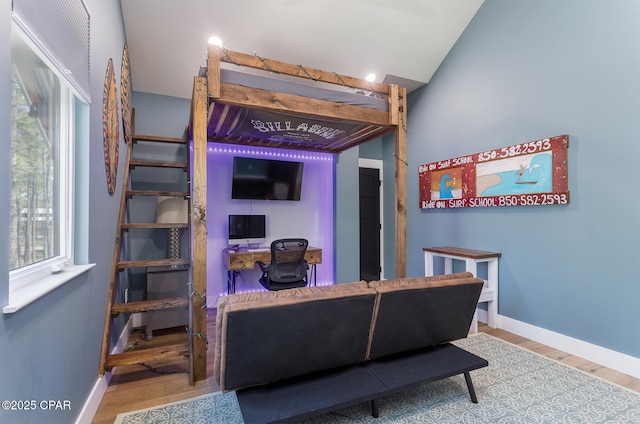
439, 173, 454, 199
479, 153, 552, 196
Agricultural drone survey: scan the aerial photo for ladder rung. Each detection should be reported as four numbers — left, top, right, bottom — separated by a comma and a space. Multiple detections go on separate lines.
122, 223, 189, 230
104, 342, 190, 371
130, 159, 188, 170
126, 190, 189, 198
111, 297, 189, 315
116, 258, 190, 270
132, 134, 186, 144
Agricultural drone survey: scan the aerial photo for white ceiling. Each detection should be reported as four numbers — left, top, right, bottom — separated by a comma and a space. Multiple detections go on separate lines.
120, 0, 483, 99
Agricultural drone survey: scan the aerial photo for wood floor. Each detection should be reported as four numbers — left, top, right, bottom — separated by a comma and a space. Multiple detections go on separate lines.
92, 314, 640, 424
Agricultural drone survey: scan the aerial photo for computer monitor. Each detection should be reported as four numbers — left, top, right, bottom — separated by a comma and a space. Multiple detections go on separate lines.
228, 214, 266, 246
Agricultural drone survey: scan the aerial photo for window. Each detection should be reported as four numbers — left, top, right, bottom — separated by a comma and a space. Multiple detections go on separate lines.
6, 22, 87, 310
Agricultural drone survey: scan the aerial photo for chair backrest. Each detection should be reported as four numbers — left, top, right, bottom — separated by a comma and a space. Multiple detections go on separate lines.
268, 238, 308, 283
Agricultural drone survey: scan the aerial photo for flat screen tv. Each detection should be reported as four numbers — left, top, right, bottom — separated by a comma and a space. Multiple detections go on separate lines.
231, 156, 303, 201
228, 214, 266, 246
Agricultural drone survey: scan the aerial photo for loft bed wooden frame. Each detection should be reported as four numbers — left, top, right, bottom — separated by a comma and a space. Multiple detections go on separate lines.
187, 45, 407, 382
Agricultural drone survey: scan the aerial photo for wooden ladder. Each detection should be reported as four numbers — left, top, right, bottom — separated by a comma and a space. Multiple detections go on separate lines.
98, 124, 196, 380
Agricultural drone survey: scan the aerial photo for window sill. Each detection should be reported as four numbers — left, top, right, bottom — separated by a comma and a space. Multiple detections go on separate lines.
3, 263, 96, 314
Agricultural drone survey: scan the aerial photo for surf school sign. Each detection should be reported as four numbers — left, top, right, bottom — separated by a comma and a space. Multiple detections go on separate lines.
418, 135, 570, 209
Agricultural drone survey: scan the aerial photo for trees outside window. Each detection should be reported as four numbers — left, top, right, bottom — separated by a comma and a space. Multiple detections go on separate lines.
9, 25, 76, 288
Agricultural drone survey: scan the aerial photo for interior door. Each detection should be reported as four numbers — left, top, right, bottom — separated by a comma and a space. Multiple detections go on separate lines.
359, 167, 381, 282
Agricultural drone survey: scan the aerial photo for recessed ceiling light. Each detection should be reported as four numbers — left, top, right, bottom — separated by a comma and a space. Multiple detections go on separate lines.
365, 73, 376, 82
208, 36, 223, 47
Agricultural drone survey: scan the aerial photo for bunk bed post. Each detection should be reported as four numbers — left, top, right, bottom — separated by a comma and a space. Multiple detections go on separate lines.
389, 85, 399, 126
190, 76, 208, 383
394, 86, 407, 278
208, 45, 221, 99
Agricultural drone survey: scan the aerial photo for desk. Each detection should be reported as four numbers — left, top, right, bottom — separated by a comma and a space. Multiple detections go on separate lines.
423, 246, 500, 333
223, 247, 322, 294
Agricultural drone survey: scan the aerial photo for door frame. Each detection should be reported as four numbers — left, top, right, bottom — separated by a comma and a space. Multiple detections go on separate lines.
358, 158, 384, 280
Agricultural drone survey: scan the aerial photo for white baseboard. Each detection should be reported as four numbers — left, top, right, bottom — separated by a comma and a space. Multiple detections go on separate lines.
75, 373, 112, 424
477, 308, 488, 325
76, 318, 135, 424
498, 315, 640, 380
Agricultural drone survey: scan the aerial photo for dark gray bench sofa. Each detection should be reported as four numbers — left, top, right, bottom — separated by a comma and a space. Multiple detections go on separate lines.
214, 272, 487, 423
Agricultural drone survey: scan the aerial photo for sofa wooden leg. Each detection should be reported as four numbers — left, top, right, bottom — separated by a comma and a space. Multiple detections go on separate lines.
371, 399, 379, 418
464, 371, 479, 403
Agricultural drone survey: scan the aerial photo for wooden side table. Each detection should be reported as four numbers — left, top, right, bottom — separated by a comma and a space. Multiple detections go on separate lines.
423, 246, 500, 333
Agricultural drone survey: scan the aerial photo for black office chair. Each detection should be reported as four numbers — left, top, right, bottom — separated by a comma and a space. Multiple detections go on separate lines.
257, 239, 309, 291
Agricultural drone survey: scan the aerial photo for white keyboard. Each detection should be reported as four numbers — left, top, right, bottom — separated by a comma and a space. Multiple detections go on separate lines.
246, 248, 270, 252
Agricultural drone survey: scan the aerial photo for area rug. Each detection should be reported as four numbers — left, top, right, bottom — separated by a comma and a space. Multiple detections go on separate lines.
114, 333, 640, 423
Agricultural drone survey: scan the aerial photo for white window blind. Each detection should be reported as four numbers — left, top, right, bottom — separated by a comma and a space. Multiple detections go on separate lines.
12, 0, 91, 102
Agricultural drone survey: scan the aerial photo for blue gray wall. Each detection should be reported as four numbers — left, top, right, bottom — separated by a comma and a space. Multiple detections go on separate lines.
405, 0, 640, 359
132, 92, 191, 138
0, 0, 127, 423
335, 147, 361, 283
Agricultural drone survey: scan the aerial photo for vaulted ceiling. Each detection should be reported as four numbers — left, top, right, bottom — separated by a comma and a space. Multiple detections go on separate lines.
120, 0, 483, 99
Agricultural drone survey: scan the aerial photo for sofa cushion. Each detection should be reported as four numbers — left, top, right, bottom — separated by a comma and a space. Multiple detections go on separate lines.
215, 282, 377, 391
367, 274, 483, 360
